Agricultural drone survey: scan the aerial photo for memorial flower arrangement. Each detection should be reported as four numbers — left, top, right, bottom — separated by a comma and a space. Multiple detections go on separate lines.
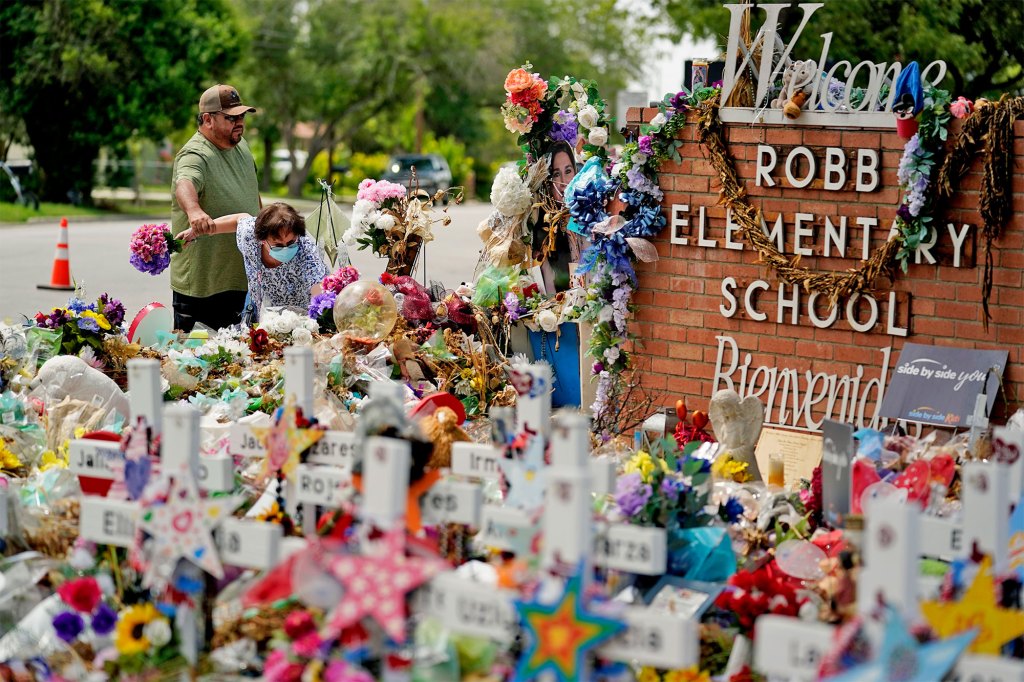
260, 309, 319, 346
501, 64, 613, 163
129, 222, 184, 276
33, 292, 126, 358
50, 576, 117, 644
613, 448, 717, 529
893, 83, 953, 270
309, 265, 361, 333
344, 178, 458, 276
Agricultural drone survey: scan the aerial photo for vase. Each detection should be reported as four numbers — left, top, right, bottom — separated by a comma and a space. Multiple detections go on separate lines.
895, 116, 919, 140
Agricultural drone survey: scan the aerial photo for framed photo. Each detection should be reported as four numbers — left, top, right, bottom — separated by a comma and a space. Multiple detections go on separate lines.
642, 577, 724, 620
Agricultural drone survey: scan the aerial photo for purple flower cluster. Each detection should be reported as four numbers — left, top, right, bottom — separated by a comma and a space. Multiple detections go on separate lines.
130, 249, 171, 275
503, 291, 526, 321
129, 223, 176, 275
637, 135, 654, 156
549, 110, 579, 145
308, 290, 337, 319
35, 308, 70, 329
615, 472, 652, 517
670, 91, 690, 111
625, 167, 663, 201
897, 134, 930, 217
52, 611, 84, 642
98, 293, 125, 327
660, 477, 687, 502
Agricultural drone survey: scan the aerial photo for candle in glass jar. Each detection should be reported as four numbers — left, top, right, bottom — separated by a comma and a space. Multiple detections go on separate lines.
768, 453, 785, 487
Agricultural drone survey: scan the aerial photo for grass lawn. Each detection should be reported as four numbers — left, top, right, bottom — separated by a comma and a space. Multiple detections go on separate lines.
0, 199, 170, 223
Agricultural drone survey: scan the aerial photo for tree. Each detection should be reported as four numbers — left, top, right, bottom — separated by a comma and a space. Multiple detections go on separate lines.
653, 0, 1024, 99
236, 0, 657, 197
0, 0, 244, 203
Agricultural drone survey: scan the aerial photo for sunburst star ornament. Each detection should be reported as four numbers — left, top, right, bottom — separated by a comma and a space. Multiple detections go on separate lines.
254, 400, 324, 483
920, 556, 1024, 655
827, 605, 975, 682
139, 474, 237, 588
513, 572, 626, 682
323, 527, 447, 642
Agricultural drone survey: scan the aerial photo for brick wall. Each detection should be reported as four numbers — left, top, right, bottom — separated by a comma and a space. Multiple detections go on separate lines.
627, 107, 1024, 430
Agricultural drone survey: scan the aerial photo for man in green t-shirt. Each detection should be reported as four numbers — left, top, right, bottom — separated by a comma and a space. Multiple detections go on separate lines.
170, 84, 262, 331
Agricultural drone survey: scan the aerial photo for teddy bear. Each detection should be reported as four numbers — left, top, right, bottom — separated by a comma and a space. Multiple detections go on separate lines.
771, 59, 818, 119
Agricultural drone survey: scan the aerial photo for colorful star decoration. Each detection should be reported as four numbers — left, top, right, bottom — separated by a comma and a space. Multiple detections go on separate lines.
139, 474, 237, 587
323, 527, 446, 642
1009, 495, 1024, 582
255, 401, 324, 483
920, 556, 1024, 655
513, 572, 626, 682
828, 605, 975, 682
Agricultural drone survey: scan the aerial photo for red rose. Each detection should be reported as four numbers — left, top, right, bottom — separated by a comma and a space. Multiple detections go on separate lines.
283, 610, 316, 640
57, 577, 102, 613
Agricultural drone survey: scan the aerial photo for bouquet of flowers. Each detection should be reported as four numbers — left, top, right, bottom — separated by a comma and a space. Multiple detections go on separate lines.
308, 265, 360, 333
33, 293, 126, 360
129, 223, 184, 275
343, 178, 456, 276
259, 308, 319, 345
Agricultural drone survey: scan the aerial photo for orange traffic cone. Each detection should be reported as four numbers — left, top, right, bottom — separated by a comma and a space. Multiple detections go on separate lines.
37, 217, 76, 291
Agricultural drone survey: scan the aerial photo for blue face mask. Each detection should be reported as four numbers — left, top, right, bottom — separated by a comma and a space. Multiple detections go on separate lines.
268, 242, 299, 263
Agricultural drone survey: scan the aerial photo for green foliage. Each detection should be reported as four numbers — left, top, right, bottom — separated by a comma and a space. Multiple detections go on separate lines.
423, 136, 474, 190
0, 0, 244, 203
654, 0, 1024, 99
339, 152, 390, 193
233, 0, 656, 198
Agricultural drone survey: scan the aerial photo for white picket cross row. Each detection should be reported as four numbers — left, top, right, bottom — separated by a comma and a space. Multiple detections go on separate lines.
127, 358, 163, 435
361, 436, 412, 528
962, 460, 1010, 565
753, 615, 835, 682
598, 606, 700, 670
859, 495, 919, 619
512, 363, 552, 440
542, 413, 593, 572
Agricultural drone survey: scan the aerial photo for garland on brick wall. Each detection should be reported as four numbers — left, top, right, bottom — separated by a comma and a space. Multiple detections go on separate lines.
693, 92, 1024, 320
935, 95, 1024, 320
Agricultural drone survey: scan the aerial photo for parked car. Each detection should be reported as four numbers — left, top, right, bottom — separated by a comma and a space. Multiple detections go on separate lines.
271, 148, 309, 184
381, 154, 452, 200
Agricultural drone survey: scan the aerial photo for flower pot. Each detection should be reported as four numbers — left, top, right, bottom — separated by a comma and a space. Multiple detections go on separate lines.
895, 116, 919, 140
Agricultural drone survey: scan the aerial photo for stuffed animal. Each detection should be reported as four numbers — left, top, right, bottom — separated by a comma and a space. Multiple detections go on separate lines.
771, 59, 817, 119
32, 355, 130, 421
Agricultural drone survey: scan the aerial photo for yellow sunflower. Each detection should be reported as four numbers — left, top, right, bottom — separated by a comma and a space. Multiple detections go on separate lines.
115, 603, 159, 655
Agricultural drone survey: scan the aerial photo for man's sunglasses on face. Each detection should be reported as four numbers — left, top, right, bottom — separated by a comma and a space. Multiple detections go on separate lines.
216, 112, 246, 123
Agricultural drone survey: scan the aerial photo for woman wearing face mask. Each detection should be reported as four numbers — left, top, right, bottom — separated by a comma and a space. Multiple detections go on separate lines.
180, 202, 328, 318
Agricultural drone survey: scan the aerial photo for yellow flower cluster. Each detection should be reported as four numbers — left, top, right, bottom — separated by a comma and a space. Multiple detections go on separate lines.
638, 667, 711, 682
79, 309, 112, 330
712, 452, 752, 483
0, 438, 22, 472
624, 450, 669, 483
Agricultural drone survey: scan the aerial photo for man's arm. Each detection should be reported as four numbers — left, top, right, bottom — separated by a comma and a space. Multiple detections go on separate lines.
175, 179, 216, 235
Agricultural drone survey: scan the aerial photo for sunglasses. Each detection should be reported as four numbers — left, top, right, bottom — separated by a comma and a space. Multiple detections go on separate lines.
216, 112, 246, 123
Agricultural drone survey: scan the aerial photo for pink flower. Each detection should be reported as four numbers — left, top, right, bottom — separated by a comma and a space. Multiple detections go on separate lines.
358, 178, 374, 191
291, 632, 322, 658
265, 649, 304, 682
323, 661, 374, 682
950, 96, 973, 119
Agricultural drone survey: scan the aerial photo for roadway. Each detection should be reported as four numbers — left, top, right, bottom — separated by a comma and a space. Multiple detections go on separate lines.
0, 200, 492, 324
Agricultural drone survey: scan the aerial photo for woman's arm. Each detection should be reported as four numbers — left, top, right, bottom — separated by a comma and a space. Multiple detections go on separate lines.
179, 213, 250, 243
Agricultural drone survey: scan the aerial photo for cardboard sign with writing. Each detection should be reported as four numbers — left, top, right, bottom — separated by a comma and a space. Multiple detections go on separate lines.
821, 420, 855, 524
879, 342, 1007, 426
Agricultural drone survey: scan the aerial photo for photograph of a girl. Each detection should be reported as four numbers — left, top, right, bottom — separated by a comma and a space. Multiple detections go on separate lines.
532, 140, 590, 292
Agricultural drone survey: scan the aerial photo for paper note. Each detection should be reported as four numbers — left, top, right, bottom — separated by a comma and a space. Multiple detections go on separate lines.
755, 427, 823, 486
